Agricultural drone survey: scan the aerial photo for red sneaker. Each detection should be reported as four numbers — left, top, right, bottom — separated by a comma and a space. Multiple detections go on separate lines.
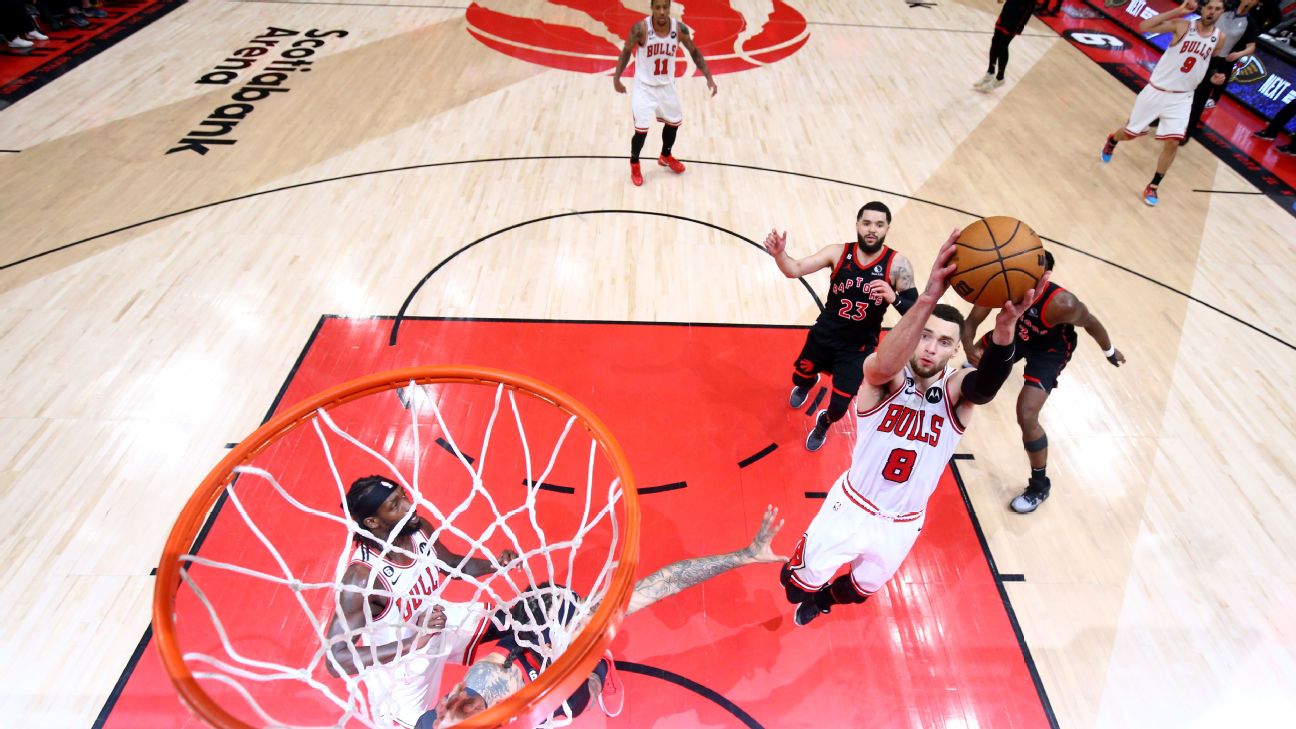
630, 162, 643, 186
597, 650, 624, 717
658, 155, 686, 174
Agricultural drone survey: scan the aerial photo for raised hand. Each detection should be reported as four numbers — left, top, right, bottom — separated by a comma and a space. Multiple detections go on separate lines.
763, 229, 787, 257
923, 229, 961, 298
992, 271, 1052, 342
496, 548, 520, 568
1181, 0, 1198, 12
413, 605, 447, 649
743, 505, 785, 564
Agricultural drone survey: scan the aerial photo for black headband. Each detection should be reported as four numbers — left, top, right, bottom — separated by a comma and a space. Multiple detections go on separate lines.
347, 480, 397, 521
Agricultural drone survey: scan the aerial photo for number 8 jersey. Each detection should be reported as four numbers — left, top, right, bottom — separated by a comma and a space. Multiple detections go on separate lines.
847, 365, 964, 516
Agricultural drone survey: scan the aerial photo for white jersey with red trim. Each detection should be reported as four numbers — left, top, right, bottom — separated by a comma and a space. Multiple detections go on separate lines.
1149, 20, 1220, 92
847, 365, 964, 516
634, 17, 679, 87
348, 529, 443, 647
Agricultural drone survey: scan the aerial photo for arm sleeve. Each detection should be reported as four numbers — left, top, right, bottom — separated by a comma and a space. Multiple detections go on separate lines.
959, 339, 1016, 405
893, 288, 920, 315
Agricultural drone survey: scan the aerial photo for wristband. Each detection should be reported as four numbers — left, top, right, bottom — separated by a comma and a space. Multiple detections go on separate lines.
1104, 346, 1116, 357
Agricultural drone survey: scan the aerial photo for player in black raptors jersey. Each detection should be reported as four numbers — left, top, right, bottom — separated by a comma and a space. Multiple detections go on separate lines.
764, 202, 920, 452
960, 252, 1126, 513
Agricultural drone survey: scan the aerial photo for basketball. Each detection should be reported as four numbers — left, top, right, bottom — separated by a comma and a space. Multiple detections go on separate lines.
950, 216, 1047, 307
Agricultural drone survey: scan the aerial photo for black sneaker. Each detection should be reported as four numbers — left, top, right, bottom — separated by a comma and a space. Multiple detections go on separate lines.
789, 375, 817, 408
1010, 477, 1050, 514
1277, 144, 1296, 156
805, 410, 829, 452
794, 599, 828, 626
1253, 129, 1279, 141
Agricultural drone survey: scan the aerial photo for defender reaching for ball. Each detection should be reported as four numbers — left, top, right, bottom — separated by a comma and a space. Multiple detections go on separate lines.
780, 231, 1047, 626
961, 251, 1125, 514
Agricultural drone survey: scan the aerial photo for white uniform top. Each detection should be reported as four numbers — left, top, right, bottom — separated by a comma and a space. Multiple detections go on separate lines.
847, 366, 965, 516
348, 529, 443, 646
635, 17, 679, 87
1149, 20, 1220, 92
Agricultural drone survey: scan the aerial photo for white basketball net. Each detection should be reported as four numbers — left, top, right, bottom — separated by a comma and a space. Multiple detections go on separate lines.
170, 378, 627, 728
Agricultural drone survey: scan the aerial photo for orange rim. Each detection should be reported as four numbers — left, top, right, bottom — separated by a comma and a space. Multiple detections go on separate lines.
152, 366, 640, 729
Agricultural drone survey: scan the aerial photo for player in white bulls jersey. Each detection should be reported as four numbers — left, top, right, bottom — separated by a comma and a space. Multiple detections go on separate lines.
612, 0, 717, 187
1101, 0, 1227, 207
325, 476, 518, 728
781, 232, 1050, 626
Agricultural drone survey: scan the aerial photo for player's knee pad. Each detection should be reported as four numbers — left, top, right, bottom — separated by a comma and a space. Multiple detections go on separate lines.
827, 575, 870, 606
826, 391, 852, 422
1023, 434, 1048, 453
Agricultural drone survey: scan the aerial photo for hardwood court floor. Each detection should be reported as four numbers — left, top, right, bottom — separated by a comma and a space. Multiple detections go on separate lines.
1, 0, 1294, 726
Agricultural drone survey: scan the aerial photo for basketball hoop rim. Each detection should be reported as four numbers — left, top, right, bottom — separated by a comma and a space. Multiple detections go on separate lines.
152, 365, 641, 729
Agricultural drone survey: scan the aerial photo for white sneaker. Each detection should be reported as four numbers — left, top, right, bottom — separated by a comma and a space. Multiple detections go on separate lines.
973, 73, 995, 91
25, 30, 49, 41
8, 36, 34, 48
988, 77, 1005, 90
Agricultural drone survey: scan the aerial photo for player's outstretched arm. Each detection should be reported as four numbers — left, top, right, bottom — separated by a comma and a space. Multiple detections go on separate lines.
762, 230, 841, 278
678, 23, 717, 96
624, 505, 784, 615
961, 305, 992, 365
1140, 0, 1192, 36
612, 22, 643, 93
1041, 291, 1125, 367
863, 230, 959, 386
433, 540, 520, 578
947, 271, 1051, 411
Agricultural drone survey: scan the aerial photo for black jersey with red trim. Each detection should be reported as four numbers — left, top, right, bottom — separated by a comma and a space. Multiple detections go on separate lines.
812, 243, 897, 351
1015, 282, 1077, 354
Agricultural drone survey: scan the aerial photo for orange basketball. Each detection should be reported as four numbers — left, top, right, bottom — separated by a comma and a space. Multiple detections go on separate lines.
950, 217, 1047, 308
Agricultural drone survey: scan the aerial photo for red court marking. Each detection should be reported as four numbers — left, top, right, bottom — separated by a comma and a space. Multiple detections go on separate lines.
465, 1, 809, 77
105, 318, 1049, 728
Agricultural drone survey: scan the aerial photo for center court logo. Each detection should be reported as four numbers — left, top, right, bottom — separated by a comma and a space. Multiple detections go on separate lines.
465, 1, 809, 76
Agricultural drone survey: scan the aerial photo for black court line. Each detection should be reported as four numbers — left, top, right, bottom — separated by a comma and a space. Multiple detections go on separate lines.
525, 478, 575, 495
91, 624, 155, 729
738, 443, 778, 468
223, 442, 237, 449
640, 481, 688, 495
1001, 574, 1027, 582
949, 458, 1059, 729
616, 661, 765, 729
388, 209, 824, 346
1191, 189, 1266, 195
232, 0, 466, 7
952, 453, 975, 460
804, 385, 827, 416
436, 437, 475, 465
804, 491, 828, 499
5, 154, 1290, 351
808, 20, 1054, 38
0, 149, 19, 153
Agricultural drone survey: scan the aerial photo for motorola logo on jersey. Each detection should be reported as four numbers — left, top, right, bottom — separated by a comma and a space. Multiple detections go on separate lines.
925, 386, 943, 405
465, 1, 810, 76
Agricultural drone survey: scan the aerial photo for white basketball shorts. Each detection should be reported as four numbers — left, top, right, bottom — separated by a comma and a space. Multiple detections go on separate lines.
632, 80, 683, 131
1124, 84, 1193, 141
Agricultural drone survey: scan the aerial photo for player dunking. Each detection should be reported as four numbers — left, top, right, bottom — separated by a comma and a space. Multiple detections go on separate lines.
960, 252, 1125, 513
416, 507, 785, 728
612, 0, 717, 187
780, 233, 1047, 625
1101, 0, 1227, 206
324, 476, 517, 729
764, 202, 919, 452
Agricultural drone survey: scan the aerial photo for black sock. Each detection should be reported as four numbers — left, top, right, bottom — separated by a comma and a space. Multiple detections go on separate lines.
1030, 466, 1047, 484
630, 131, 647, 164
1151, 172, 1164, 186
661, 124, 678, 158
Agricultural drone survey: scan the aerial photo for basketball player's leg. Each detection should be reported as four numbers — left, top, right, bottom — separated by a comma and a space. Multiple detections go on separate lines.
797, 516, 922, 625
656, 86, 685, 173
781, 473, 858, 604
1103, 86, 1161, 162
975, 29, 1010, 90
1144, 94, 1191, 205
1010, 353, 1065, 513
629, 82, 655, 186
806, 348, 866, 452
789, 330, 831, 408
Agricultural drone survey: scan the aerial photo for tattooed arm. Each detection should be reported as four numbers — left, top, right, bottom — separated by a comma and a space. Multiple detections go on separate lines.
887, 253, 920, 314
612, 21, 643, 94
678, 23, 718, 96
624, 505, 783, 615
